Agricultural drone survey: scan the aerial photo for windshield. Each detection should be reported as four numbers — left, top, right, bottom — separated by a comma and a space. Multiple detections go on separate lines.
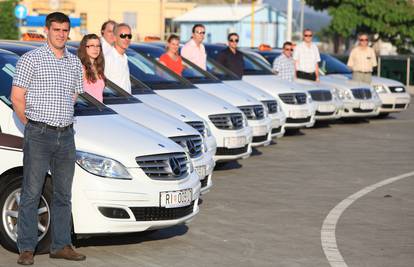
0, 52, 115, 116
206, 58, 240, 81
242, 53, 274, 75
181, 58, 221, 84
126, 50, 195, 90
319, 54, 352, 74
103, 80, 141, 105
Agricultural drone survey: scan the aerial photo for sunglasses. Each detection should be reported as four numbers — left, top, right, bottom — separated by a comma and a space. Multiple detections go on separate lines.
195, 31, 205, 35
119, 33, 132, 39
284, 48, 293, 51
86, 45, 101, 49
359, 38, 368, 41
229, 39, 239, 43
304, 34, 313, 37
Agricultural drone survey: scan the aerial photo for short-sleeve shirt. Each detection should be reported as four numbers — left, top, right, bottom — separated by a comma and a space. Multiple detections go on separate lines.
347, 46, 377, 73
216, 47, 244, 78
272, 53, 295, 82
12, 43, 83, 127
181, 39, 207, 70
293, 42, 321, 73
101, 37, 112, 56
104, 47, 131, 93
159, 53, 184, 76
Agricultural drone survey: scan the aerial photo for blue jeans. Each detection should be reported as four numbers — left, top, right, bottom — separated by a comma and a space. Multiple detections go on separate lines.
17, 122, 76, 253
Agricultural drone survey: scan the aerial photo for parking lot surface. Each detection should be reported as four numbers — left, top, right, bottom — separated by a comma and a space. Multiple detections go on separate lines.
1, 104, 413, 267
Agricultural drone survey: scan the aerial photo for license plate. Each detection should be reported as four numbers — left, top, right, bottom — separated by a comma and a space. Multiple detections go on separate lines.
224, 136, 247, 148
160, 189, 192, 208
289, 109, 308, 118
195, 165, 207, 178
360, 102, 375, 110
318, 104, 335, 113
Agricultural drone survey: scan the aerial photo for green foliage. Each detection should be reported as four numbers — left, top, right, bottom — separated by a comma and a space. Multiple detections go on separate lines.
305, 0, 414, 52
0, 0, 19, 40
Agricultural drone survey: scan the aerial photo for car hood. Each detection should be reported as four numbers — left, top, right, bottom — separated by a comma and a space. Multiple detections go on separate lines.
107, 102, 201, 138
371, 76, 405, 87
75, 114, 184, 167
320, 75, 371, 90
153, 88, 242, 117
195, 82, 262, 107
133, 93, 204, 122
242, 75, 307, 94
223, 80, 277, 102
295, 79, 335, 91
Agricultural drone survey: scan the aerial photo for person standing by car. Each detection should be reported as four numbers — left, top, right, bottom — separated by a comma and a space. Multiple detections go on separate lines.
216, 33, 244, 78
293, 29, 321, 81
272, 41, 295, 81
78, 34, 105, 102
100, 20, 116, 55
347, 33, 377, 84
159, 34, 184, 76
10, 12, 86, 265
104, 23, 132, 93
181, 24, 207, 70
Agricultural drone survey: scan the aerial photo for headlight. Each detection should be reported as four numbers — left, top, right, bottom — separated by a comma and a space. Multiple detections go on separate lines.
370, 88, 380, 99
373, 84, 388, 94
307, 94, 313, 103
344, 90, 353, 100
242, 113, 249, 127
331, 89, 339, 101
334, 88, 345, 100
76, 151, 133, 179
203, 120, 212, 137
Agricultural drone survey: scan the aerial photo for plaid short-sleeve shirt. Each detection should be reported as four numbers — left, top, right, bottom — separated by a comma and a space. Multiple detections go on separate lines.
272, 53, 295, 82
13, 43, 84, 127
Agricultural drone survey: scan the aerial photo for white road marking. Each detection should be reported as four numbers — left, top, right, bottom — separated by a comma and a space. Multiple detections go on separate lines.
321, 171, 414, 267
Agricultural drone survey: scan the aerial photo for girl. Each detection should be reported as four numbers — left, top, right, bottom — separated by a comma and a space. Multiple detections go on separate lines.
159, 34, 184, 76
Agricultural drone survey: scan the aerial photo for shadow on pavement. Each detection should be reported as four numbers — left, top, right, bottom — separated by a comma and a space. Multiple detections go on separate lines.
74, 225, 189, 248
214, 160, 243, 171
250, 147, 263, 157
284, 128, 305, 136
308, 121, 332, 129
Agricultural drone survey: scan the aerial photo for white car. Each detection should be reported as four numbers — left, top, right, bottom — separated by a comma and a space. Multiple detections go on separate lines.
125, 48, 253, 162
205, 44, 316, 129
130, 44, 272, 147
0, 49, 201, 253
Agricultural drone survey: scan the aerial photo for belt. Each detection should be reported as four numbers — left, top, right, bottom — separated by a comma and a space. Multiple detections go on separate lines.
354, 71, 372, 73
28, 120, 73, 131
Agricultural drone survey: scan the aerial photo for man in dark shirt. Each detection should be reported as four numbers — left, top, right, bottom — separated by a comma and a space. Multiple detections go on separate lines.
216, 33, 244, 78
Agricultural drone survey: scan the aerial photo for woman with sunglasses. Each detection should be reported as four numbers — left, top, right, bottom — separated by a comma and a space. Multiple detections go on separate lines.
160, 34, 184, 76
216, 32, 244, 78
347, 33, 377, 83
78, 34, 105, 102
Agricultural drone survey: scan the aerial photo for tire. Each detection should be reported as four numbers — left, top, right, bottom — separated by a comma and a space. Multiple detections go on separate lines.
0, 174, 52, 254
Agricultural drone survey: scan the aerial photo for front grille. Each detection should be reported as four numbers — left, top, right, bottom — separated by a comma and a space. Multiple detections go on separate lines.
238, 105, 265, 120
170, 135, 203, 158
351, 88, 372, 99
316, 111, 335, 116
395, 104, 407, 109
209, 113, 244, 130
252, 134, 268, 143
389, 86, 406, 93
381, 104, 393, 109
309, 90, 332, 101
216, 145, 248, 155
279, 93, 307, 105
136, 152, 189, 180
353, 108, 374, 113
130, 201, 194, 221
262, 100, 278, 114
286, 117, 311, 123
186, 121, 205, 136
200, 176, 208, 188
271, 127, 281, 134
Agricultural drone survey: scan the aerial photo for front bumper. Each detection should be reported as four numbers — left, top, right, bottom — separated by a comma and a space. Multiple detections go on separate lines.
314, 101, 341, 121
268, 112, 286, 138
281, 104, 315, 129
192, 150, 215, 195
378, 93, 411, 113
249, 117, 272, 147
71, 166, 201, 234
340, 99, 381, 118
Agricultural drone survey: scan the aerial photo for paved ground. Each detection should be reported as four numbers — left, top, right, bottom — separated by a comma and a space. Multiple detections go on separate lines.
1, 105, 413, 267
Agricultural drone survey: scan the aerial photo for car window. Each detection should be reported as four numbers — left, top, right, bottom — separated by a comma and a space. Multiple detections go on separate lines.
243, 53, 274, 75
320, 54, 352, 74
206, 58, 240, 81
181, 58, 220, 84
126, 50, 194, 90
0, 53, 18, 105
102, 80, 141, 105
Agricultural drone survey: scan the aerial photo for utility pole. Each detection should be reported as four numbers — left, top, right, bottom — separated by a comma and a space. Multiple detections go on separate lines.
300, 0, 305, 39
286, 0, 293, 41
251, 0, 255, 47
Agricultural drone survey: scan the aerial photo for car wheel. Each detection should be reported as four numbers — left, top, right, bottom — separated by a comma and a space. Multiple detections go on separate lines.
0, 174, 52, 254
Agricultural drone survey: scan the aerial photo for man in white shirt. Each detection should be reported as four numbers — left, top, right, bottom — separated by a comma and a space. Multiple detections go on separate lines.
104, 23, 132, 93
100, 20, 116, 55
293, 29, 321, 81
181, 24, 207, 70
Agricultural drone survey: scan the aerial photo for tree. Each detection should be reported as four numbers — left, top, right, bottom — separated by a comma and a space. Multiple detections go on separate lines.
305, 0, 414, 53
0, 0, 19, 40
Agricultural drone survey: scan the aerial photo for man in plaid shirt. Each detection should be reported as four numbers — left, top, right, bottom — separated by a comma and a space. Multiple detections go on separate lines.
272, 41, 295, 82
11, 12, 86, 265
